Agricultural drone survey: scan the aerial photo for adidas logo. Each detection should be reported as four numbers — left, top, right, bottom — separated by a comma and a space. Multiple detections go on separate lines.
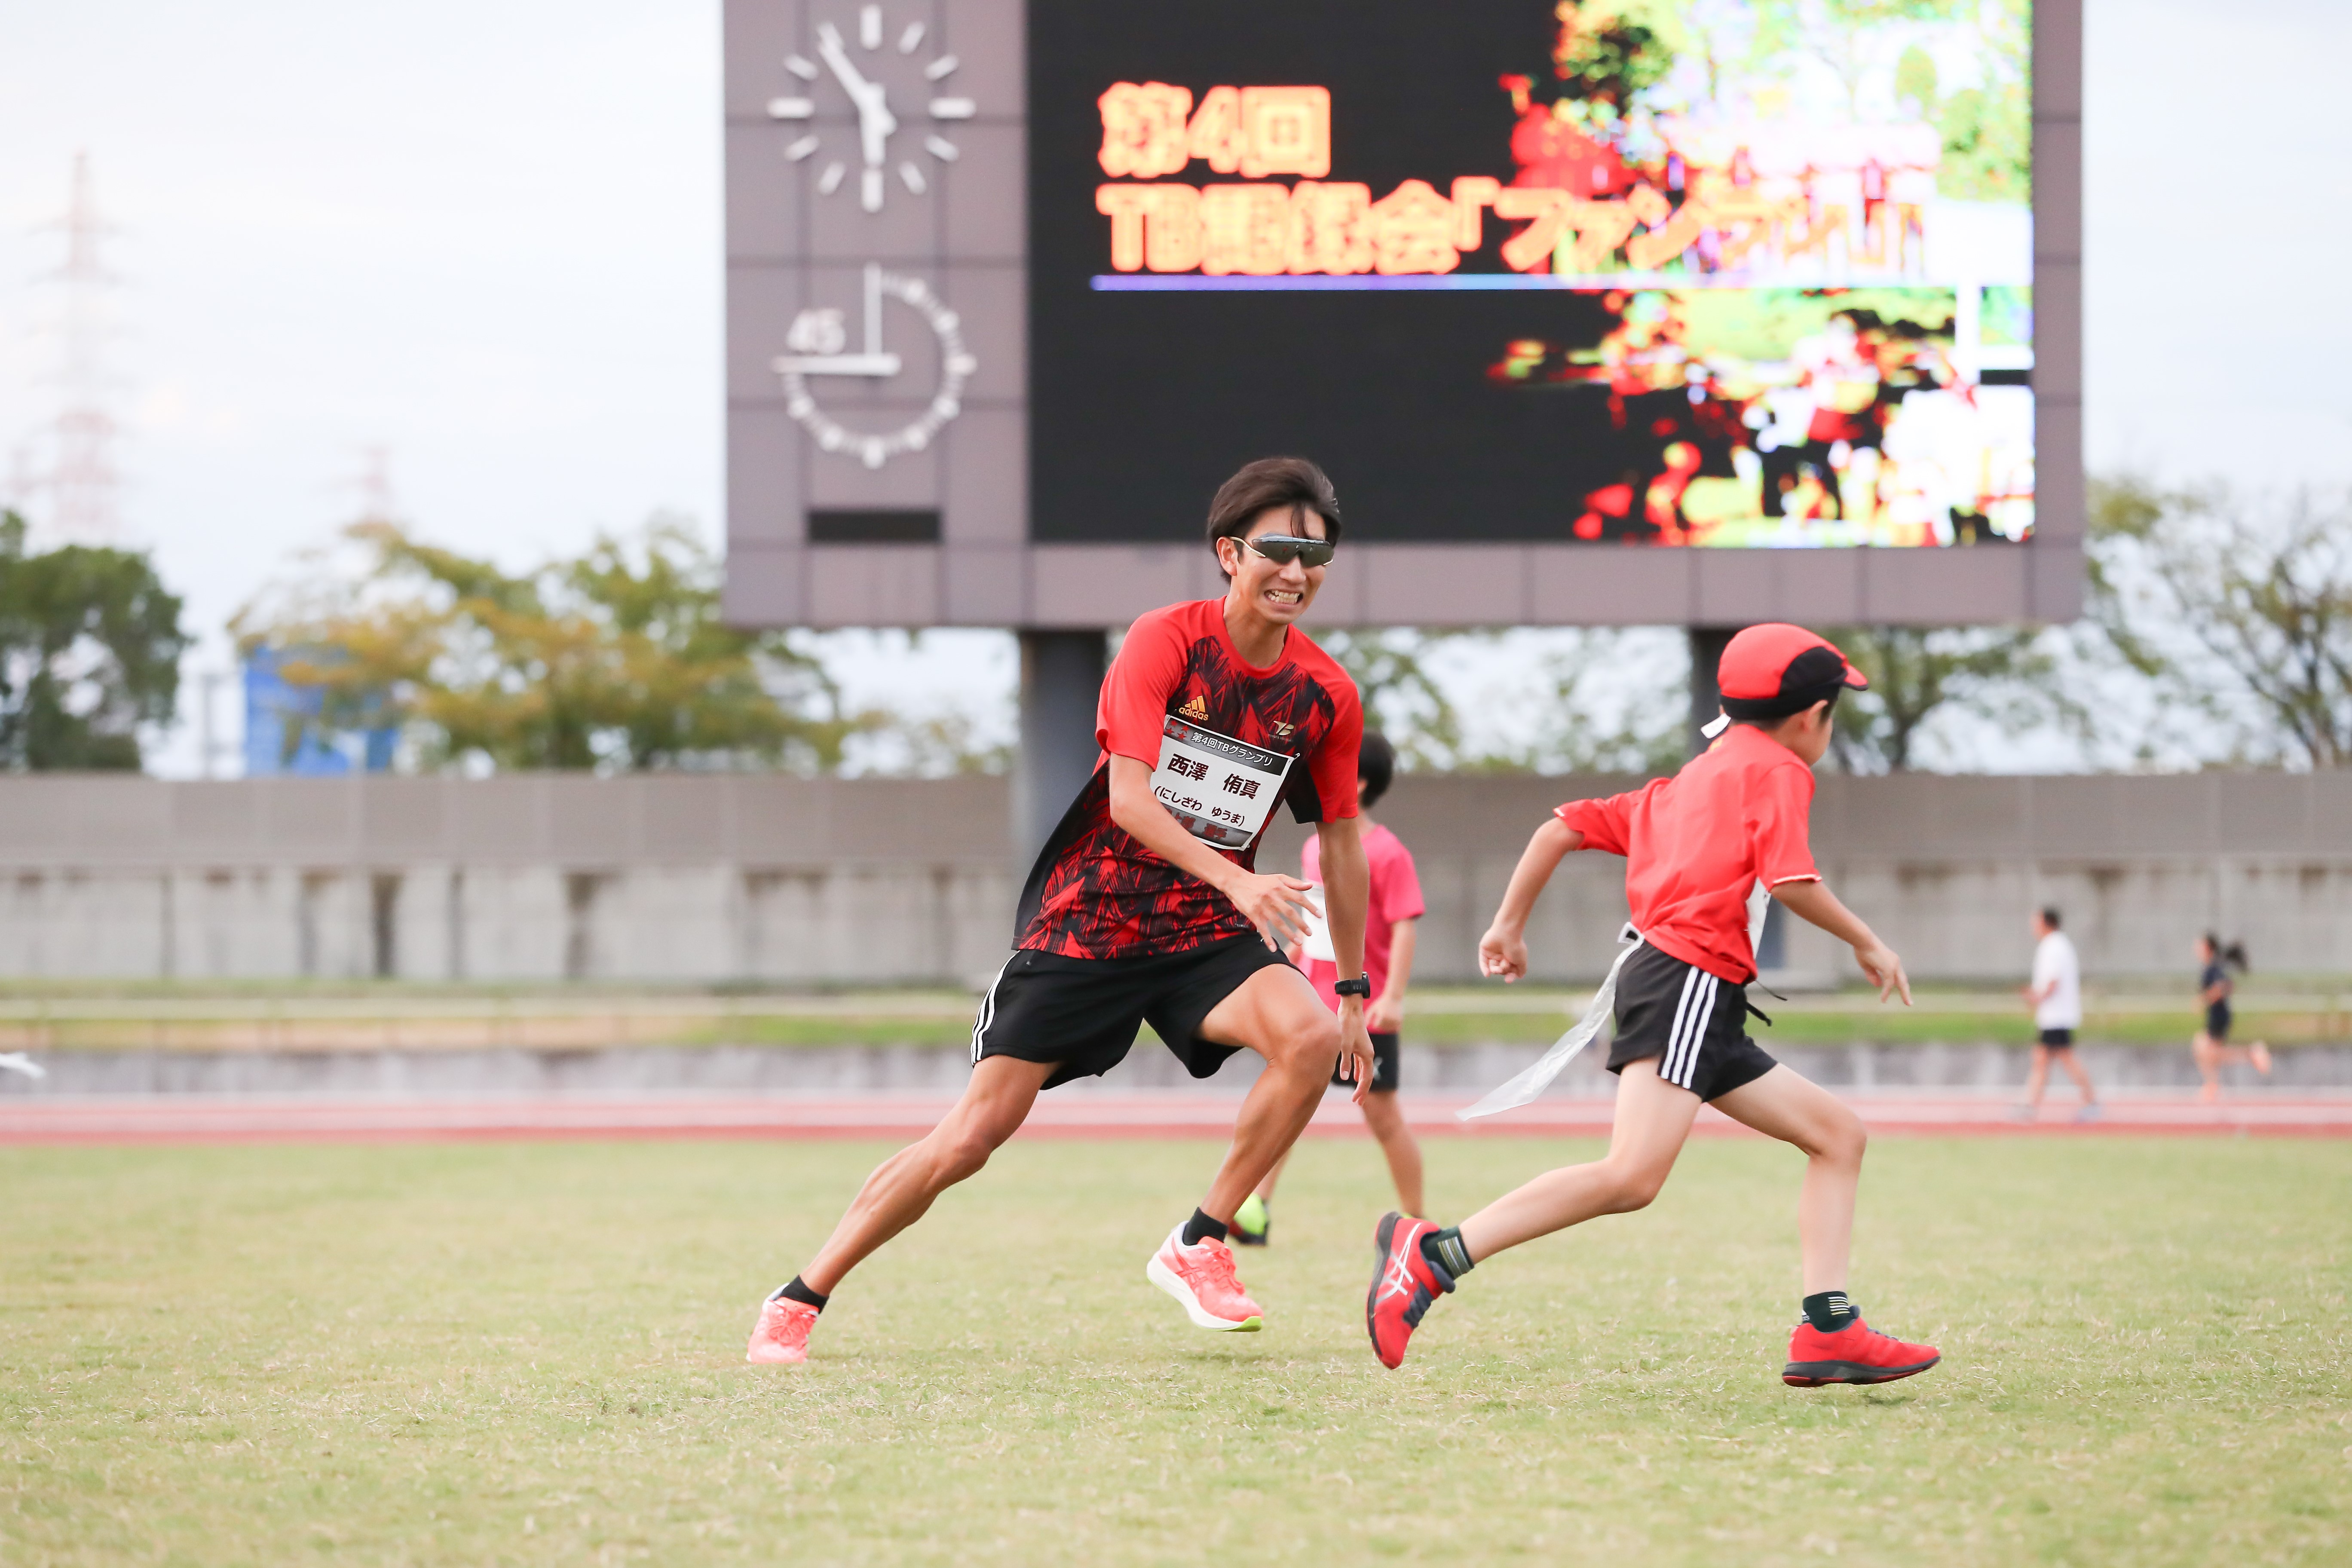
1179, 695, 1208, 720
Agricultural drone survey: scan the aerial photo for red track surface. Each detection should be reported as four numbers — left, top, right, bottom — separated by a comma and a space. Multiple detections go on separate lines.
4, 1092, 2349, 1145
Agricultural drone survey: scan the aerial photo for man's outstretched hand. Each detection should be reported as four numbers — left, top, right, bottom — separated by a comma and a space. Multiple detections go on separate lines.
1226, 870, 1321, 954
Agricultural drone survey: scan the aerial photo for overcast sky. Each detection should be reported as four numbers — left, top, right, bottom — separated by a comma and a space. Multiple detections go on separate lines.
0, 0, 2346, 775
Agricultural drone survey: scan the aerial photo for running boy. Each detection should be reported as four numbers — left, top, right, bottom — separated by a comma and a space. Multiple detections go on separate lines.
1233, 731, 1426, 1242
749, 457, 1376, 1363
1364, 624, 1942, 1387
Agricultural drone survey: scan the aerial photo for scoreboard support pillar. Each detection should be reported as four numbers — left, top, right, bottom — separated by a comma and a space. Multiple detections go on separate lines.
1687, 625, 1736, 759
1014, 629, 1110, 864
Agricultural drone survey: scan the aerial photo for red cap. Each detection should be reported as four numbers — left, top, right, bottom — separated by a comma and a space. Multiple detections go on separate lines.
1717, 624, 1868, 706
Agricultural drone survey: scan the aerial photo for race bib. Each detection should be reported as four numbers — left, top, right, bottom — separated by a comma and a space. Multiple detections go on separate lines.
1152, 714, 1295, 850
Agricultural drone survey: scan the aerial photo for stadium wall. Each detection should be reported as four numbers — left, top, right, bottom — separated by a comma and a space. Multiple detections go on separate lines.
0, 773, 2346, 984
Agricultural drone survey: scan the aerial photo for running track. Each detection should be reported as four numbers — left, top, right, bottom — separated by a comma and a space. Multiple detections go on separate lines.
4, 1092, 2349, 1145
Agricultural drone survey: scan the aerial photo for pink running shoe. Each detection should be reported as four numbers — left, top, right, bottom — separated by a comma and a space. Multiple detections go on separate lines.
1145, 1224, 1265, 1331
745, 1296, 819, 1364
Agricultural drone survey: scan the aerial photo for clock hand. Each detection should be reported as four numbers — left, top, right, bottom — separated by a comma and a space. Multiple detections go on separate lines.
814, 23, 871, 95
815, 23, 897, 166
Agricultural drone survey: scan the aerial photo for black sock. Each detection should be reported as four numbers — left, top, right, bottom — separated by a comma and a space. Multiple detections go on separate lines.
1420, 1226, 1475, 1282
1181, 1208, 1229, 1246
772, 1277, 828, 1311
1802, 1290, 1859, 1333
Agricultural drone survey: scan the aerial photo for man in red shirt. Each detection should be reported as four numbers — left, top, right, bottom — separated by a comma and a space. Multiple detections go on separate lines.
748, 457, 1376, 1365
1232, 731, 1427, 1240
1364, 625, 1942, 1389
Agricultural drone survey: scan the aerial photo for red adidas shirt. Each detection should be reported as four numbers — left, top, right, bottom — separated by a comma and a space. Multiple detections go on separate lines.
1015, 599, 1363, 961
1553, 723, 1820, 984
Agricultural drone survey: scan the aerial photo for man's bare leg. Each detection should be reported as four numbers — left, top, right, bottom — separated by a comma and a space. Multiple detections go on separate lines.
1362, 1090, 1425, 1217
1194, 963, 1341, 1224
2023, 1044, 2052, 1111
1708, 1065, 1868, 1294
799, 1055, 1054, 1295
1456, 1061, 1701, 1260
2058, 1050, 2098, 1106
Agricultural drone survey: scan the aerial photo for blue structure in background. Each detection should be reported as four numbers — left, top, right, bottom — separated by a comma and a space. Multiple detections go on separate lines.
242, 647, 397, 777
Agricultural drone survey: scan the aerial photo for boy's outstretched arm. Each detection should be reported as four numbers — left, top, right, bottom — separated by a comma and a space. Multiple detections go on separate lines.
1772, 879, 1912, 1005
1478, 818, 1584, 983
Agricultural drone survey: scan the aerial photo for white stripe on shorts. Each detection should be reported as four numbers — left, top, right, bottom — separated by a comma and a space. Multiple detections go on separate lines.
970, 954, 1015, 1064
1684, 968, 1721, 1090
1661, 966, 1700, 1087
1668, 971, 1719, 1089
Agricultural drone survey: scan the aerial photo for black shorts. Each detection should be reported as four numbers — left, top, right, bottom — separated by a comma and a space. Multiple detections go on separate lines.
2037, 1027, 2075, 1049
971, 936, 1291, 1090
1604, 942, 1779, 1102
2206, 1006, 2232, 1042
1330, 1031, 1401, 1094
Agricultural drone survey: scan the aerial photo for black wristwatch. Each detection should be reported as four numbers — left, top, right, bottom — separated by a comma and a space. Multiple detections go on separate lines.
1333, 974, 1373, 999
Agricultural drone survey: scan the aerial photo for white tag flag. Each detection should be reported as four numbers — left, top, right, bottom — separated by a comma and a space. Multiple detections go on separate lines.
1299, 887, 1335, 962
1458, 928, 1643, 1121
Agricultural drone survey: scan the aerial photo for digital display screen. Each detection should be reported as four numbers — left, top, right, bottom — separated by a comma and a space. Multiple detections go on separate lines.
1029, 0, 2034, 548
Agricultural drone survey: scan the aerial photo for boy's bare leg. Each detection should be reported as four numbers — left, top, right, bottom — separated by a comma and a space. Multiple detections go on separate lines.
800, 1055, 1054, 1295
1362, 1090, 1425, 1217
1457, 1060, 1700, 1260
1250, 1089, 1424, 1216
2024, 1045, 2051, 1109
1196, 963, 1344, 1224
1708, 1066, 1868, 1295
1253, 1146, 1294, 1204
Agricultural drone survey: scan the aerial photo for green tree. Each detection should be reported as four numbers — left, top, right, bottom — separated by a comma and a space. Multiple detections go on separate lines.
1322, 627, 1684, 777
0, 511, 189, 771
236, 517, 876, 773
2087, 477, 2352, 769
1465, 632, 1686, 776
1314, 629, 1471, 769
1819, 625, 2072, 773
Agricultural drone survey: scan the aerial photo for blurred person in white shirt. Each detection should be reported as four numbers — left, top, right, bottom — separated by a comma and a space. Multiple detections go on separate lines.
2018, 906, 2098, 1122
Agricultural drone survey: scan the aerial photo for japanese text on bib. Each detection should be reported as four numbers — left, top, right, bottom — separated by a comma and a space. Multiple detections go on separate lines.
1152, 715, 1295, 851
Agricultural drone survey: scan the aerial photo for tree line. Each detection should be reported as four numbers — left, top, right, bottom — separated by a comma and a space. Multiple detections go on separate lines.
3, 478, 2347, 776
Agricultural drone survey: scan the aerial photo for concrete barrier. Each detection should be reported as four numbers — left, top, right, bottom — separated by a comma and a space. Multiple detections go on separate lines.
2, 772, 2347, 983
4, 1041, 2342, 1098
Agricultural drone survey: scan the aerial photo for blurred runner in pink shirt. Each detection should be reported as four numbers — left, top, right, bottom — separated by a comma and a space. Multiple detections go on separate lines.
1233, 733, 1426, 1243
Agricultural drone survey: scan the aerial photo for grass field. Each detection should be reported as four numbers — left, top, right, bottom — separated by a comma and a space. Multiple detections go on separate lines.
5, 1137, 2348, 1565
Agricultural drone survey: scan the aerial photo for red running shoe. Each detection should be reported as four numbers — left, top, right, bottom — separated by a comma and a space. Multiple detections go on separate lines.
1146, 1225, 1264, 1331
1782, 1317, 1940, 1386
1366, 1212, 1455, 1369
745, 1296, 819, 1365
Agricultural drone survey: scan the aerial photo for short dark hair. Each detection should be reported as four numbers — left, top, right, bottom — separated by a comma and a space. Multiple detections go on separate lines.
1734, 688, 1842, 730
1357, 731, 1396, 808
1205, 457, 1341, 577
2040, 906, 2062, 930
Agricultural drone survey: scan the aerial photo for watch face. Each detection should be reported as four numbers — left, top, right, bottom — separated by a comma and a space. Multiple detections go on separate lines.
766, 3, 976, 215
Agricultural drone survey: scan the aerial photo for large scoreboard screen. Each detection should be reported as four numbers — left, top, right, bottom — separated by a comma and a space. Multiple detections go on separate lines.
1029, 0, 2036, 551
